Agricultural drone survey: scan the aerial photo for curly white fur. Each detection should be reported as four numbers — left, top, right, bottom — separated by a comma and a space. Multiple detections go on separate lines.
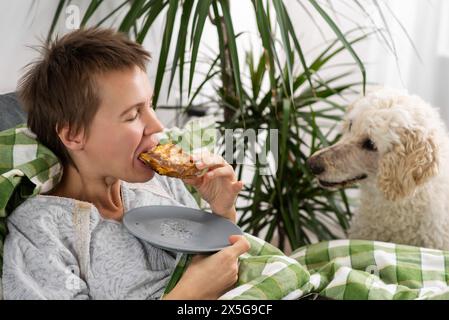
308, 87, 449, 250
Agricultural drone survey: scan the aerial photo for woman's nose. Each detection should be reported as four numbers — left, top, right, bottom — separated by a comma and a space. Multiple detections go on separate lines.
143, 108, 164, 135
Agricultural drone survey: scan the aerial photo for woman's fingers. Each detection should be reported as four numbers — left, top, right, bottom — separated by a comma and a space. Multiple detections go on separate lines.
182, 176, 203, 187
224, 235, 251, 257
193, 152, 226, 170
233, 181, 244, 191
204, 165, 234, 180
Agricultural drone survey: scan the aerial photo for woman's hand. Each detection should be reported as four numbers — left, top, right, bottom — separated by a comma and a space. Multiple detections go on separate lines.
182, 152, 243, 223
163, 235, 250, 300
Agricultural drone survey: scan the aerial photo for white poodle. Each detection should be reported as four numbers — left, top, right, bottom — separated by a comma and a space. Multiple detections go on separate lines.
306, 87, 449, 250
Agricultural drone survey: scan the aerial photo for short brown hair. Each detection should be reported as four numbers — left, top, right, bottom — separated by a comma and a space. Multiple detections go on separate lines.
18, 27, 151, 166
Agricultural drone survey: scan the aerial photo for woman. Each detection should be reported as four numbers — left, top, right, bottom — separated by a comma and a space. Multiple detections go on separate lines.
2, 28, 250, 300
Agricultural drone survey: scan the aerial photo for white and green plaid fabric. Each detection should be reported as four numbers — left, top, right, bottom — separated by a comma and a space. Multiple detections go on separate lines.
3, 122, 449, 300
0, 124, 62, 271
291, 239, 449, 300
164, 236, 449, 300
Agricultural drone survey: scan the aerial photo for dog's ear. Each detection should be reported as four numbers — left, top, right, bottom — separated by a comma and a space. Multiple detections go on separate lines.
377, 128, 438, 201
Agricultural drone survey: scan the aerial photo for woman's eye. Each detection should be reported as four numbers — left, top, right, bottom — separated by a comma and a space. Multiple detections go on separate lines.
126, 113, 139, 121
362, 138, 377, 151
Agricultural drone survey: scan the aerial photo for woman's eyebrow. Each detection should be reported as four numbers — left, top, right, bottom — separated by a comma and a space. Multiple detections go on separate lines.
119, 103, 143, 117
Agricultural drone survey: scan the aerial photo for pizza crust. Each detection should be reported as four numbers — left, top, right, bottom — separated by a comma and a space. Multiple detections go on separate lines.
139, 143, 203, 179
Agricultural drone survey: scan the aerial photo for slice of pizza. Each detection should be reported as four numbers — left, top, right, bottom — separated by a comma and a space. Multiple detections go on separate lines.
139, 143, 203, 179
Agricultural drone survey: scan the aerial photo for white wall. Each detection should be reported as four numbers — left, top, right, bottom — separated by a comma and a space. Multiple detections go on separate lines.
364, 0, 449, 123
0, 1, 123, 93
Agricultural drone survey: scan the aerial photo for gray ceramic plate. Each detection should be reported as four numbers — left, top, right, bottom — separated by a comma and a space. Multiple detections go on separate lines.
123, 205, 243, 254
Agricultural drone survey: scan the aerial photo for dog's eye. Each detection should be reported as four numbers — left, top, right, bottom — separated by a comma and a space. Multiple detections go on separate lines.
362, 138, 377, 151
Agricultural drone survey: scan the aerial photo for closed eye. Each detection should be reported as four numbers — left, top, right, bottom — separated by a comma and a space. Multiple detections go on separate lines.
126, 113, 139, 121
122, 95, 153, 121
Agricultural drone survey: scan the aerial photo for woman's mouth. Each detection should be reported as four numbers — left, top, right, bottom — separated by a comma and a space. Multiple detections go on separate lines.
135, 151, 153, 170
137, 157, 147, 166
136, 156, 148, 168
135, 142, 158, 162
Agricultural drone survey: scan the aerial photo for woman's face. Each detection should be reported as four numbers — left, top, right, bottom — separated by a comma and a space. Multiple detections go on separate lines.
81, 65, 164, 183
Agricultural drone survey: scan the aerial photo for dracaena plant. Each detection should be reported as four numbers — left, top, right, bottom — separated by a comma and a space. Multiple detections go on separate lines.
189, 30, 369, 252
47, 0, 406, 251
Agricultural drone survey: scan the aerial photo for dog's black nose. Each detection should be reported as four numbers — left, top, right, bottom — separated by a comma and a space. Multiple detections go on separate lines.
307, 157, 325, 175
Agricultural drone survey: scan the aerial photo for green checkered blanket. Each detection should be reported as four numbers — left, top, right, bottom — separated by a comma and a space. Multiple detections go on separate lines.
164, 235, 449, 300
2, 122, 449, 300
0, 124, 62, 271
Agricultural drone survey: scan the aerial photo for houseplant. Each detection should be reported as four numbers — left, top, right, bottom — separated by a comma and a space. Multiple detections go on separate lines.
202, 33, 368, 251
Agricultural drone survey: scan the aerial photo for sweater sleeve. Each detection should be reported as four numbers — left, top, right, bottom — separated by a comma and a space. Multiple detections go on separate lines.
156, 175, 200, 210
2, 202, 90, 300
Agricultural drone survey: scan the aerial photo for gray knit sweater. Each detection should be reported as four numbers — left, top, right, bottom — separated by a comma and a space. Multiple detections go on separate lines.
2, 175, 199, 300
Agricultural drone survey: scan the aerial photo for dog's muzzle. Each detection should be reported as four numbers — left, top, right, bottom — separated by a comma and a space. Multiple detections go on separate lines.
306, 154, 367, 188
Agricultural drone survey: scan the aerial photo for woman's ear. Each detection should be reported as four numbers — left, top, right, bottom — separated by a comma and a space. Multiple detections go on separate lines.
377, 128, 438, 201
56, 123, 86, 151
